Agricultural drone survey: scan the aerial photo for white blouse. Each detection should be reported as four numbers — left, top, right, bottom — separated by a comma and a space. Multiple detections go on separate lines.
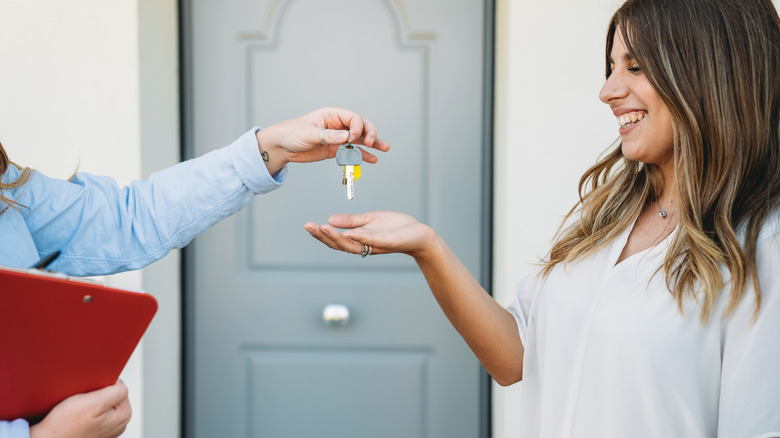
507, 215, 780, 438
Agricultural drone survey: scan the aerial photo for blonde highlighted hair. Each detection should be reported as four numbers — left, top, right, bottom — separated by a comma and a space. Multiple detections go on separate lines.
542, 0, 780, 322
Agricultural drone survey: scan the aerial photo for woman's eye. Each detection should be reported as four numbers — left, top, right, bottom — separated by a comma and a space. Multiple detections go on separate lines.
627, 65, 642, 73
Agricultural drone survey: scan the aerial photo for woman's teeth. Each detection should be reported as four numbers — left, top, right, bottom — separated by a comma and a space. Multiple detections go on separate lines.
617, 111, 647, 127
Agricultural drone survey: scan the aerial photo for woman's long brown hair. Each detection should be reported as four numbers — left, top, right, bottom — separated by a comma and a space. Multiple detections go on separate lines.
542, 0, 780, 322
0, 141, 32, 213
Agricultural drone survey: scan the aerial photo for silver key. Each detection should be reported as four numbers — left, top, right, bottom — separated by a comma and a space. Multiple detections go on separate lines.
344, 165, 356, 200
336, 144, 362, 200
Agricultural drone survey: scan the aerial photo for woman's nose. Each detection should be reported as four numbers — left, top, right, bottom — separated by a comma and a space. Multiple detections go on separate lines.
599, 72, 627, 104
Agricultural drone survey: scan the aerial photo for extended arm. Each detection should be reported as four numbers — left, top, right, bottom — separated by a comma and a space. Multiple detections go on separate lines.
305, 211, 524, 385
6, 107, 388, 276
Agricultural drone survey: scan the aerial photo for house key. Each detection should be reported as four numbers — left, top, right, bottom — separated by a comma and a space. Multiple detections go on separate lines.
336, 143, 362, 200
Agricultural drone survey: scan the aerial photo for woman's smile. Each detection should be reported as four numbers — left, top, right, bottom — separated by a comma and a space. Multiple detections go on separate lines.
600, 28, 674, 169
616, 110, 647, 135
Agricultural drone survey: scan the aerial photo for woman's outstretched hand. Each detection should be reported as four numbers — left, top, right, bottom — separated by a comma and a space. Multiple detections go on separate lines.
308, 210, 525, 385
256, 107, 390, 175
304, 211, 436, 258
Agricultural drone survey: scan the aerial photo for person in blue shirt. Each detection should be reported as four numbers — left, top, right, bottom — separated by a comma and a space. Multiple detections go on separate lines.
0, 106, 389, 438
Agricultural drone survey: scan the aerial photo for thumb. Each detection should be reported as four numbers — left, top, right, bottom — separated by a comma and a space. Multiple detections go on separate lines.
320, 128, 350, 146
328, 212, 373, 229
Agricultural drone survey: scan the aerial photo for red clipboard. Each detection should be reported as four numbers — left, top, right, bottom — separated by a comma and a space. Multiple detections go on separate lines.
0, 266, 158, 421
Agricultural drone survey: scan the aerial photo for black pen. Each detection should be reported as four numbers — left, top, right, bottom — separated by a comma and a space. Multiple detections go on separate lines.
30, 251, 61, 270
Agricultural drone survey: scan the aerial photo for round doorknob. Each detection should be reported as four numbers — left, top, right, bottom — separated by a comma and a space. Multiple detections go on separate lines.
322, 304, 350, 327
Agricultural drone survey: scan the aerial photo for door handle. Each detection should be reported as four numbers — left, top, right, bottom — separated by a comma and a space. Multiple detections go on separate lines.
322, 304, 350, 327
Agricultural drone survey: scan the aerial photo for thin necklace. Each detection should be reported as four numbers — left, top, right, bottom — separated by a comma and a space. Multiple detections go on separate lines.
657, 200, 679, 219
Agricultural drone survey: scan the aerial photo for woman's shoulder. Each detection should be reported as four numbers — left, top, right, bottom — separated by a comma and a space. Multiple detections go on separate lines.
0, 164, 38, 199
1, 163, 25, 184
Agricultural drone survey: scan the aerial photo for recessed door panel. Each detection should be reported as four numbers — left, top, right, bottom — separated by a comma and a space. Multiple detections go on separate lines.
246, 348, 429, 437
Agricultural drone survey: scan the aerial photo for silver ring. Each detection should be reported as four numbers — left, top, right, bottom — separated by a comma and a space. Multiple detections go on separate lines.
359, 244, 370, 258
319, 128, 327, 145
366, 245, 372, 256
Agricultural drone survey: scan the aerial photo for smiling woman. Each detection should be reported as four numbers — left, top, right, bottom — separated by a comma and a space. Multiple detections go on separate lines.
307, 0, 780, 436
548, 0, 780, 323
600, 33, 675, 172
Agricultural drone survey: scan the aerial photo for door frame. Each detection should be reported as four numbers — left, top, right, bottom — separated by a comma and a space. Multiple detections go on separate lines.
177, 0, 496, 436
479, 2, 496, 436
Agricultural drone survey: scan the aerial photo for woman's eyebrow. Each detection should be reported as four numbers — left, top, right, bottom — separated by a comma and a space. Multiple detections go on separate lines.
607, 52, 636, 64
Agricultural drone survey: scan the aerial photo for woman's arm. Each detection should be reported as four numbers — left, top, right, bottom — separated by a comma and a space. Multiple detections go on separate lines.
305, 210, 525, 385
13, 107, 388, 276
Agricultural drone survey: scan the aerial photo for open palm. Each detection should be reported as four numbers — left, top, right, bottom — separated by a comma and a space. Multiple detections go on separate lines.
305, 211, 434, 256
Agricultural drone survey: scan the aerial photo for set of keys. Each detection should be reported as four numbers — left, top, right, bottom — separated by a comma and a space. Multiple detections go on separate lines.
336, 143, 362, 200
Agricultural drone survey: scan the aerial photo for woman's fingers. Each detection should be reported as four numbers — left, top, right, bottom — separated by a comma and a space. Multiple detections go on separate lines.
316, 108, 389, 151
304, 222, 363, 254
92, 380, 129, 412
350, 119, 390, 152
303, 222, 337, 248
109, 394, 133, 433
322, 225, 367, 254
325, 108, 364, 135
307, 211, 421, 256
31, 380, 133, 438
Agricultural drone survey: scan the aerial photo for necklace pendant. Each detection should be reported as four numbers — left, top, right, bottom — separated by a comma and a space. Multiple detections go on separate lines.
658, 209, 667, 219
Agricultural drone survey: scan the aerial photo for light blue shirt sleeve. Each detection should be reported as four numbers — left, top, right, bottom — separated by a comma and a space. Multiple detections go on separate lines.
0, 129, 287, 431
0, 419, 29, 438
13, 127, 285, 275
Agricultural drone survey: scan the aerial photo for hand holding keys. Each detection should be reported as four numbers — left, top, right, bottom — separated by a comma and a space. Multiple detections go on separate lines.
336, 143, 362, 200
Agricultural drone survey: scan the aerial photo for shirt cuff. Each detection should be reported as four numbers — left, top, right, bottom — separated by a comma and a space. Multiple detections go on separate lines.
229, 127, 287, 194
0, 419, 30, 438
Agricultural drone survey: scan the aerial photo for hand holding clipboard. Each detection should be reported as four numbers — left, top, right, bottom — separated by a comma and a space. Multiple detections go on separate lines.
0, 262, 157, 422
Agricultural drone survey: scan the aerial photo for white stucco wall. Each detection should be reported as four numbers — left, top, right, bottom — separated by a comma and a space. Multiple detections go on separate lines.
0, 1, 177, 437
492, 0, 624, 436
0, 3, 142, 179
0, 1, 144, 437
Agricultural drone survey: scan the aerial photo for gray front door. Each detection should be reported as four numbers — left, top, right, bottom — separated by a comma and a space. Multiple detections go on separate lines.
183, 0, 492, 436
